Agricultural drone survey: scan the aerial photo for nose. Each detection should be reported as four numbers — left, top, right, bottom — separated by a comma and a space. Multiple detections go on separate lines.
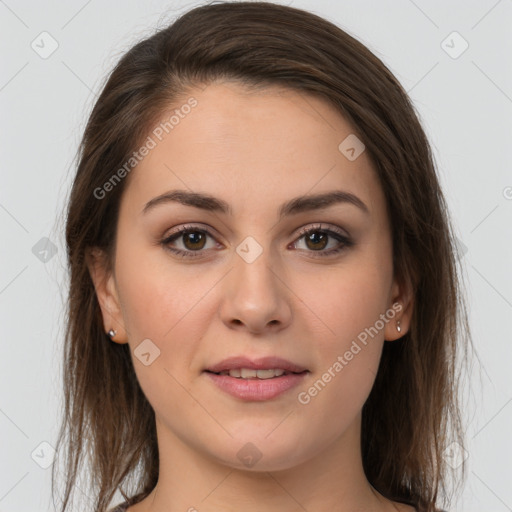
218, 245, 293, 335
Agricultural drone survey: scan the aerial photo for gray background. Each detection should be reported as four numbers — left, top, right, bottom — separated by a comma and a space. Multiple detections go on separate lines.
1, 0, 511, 511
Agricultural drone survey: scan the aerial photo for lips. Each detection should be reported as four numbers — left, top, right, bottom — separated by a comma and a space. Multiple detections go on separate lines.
204, 356, 308, 375
204, 356, 309, 400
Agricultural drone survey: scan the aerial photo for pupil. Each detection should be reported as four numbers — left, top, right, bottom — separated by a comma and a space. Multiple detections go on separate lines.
185, 232, 205, 250
306, 232, 327, 250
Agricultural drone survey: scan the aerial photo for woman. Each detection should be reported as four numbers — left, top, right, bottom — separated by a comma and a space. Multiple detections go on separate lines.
53, 2, 469, 511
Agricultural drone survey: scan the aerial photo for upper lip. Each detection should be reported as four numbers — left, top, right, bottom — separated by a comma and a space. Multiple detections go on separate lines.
205, 356, 308, 374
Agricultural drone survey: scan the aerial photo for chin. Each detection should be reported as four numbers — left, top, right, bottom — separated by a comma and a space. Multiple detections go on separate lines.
210, 431, 313, 473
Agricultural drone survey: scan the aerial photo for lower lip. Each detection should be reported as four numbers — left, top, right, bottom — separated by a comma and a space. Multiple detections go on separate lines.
204, 371, 308, 401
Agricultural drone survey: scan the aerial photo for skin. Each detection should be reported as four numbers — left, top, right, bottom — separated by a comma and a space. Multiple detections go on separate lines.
88, 81, 414, 512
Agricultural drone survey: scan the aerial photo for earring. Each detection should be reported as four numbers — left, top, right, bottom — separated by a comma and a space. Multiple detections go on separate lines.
107, 329, 117, 339
396, 320, 401, 333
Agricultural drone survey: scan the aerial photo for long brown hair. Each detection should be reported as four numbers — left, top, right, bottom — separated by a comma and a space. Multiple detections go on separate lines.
54, 2, 470, 511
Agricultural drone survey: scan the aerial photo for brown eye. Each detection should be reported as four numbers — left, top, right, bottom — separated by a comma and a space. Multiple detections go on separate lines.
182, 231, 207, 250
304, 231, 329, 251
293, 224, 354, 258
161, 225, 218, 258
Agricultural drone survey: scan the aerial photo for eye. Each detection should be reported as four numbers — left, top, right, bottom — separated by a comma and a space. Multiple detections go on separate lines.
161, 224, 218, 258
161, 223, 353, 259
291, 223, 353, 257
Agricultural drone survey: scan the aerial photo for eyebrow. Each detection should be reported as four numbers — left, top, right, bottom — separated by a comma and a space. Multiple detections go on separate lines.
142, 189, 369, 218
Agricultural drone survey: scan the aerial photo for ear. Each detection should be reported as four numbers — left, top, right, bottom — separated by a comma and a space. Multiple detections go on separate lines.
86, 247, 128, 344
384, 274, 414, 342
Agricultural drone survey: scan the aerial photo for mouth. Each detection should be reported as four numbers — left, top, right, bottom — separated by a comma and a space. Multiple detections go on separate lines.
205, 368, 307, 379
203, 356, 309, 401
204, 355, 308, 376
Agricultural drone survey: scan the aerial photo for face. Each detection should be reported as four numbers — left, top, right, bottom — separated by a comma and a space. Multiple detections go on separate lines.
90, 81, 410, 472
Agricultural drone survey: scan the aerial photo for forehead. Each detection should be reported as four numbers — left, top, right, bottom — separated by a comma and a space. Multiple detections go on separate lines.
120, 80, 386, 220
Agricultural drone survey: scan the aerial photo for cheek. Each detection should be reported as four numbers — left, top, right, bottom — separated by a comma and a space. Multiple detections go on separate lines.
291, 253, 392, 352
114, 244, 222, 401
292, 249, 392, 415
114, 250, 212, 412
293, 279, 387, 443
115, 239, 212, 339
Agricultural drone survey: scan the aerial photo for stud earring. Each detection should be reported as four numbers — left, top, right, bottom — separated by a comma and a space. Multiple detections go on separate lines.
107, 329, 117, 339
396, 320, 401, 333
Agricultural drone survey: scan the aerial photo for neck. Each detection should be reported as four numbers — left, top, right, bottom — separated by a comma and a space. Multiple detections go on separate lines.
134, 413, 400, 512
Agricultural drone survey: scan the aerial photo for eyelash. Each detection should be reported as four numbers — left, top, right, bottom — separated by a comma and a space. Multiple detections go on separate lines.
160, 223, 353, 259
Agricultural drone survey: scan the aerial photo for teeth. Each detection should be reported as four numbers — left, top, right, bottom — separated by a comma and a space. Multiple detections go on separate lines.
241, 368, 258, 379
254, 369, 286, 379
218, 368, 287, 379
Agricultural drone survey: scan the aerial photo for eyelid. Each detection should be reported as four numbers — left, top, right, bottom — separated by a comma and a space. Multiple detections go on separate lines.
294, 222, 349, 239
162, 222, 349, 244
162, 222, 220, 240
